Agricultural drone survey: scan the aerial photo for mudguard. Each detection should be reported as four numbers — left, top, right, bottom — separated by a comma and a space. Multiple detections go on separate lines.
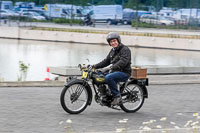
128, 78, 148, 98
65, 78, 93, 105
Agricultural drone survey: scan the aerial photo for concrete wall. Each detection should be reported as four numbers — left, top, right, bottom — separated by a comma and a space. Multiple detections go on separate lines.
1, 26, 200, 51
0, 26, 19, 38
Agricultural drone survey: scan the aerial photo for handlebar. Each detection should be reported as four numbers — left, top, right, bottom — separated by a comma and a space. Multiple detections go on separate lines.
78, 64, 95, 72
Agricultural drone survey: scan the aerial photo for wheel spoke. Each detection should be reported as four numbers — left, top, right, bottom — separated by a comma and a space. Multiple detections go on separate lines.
75, 85, 84, 97
125, 86, 136, 92
76, 99, 86, 102
68, 88, 72, 95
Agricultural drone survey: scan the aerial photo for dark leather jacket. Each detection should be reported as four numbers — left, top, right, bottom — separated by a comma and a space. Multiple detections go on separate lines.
94, 43, 131, 75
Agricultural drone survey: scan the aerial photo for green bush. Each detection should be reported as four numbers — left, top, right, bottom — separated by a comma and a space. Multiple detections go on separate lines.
52, 18, 81, 24
9, 16, 27, 21
53, 18, 70, 23
132, 20, 165, 28
18, 61, 30, 81
31, 19, 48, 22
131, 20, 200, 30
9, 16, 81, 24
9, 16, 44, 22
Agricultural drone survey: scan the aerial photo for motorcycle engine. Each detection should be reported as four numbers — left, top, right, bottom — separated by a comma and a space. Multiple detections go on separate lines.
98, 84, 107, 96
97, 84, 113, 106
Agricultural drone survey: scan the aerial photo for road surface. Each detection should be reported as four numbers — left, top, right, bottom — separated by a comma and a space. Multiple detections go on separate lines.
0, 84, 200, 133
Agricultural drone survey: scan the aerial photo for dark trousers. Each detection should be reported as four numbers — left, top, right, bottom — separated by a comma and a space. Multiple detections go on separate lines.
105, 72, 129, 97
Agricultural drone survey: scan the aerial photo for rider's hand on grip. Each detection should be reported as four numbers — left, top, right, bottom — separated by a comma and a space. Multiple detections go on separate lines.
102, 66, 111, 73
87, 65, 95, 71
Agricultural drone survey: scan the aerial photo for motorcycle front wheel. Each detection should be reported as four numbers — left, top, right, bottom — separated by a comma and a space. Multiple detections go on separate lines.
120, 84, 145, 113
60, 83, 89, 114
79, 20, 85, 26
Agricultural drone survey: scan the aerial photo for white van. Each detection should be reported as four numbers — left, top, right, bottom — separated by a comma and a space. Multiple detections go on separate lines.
91, 5, 123, 24
44, 4, 82, 19
0, 1, 13, 10
44, 4, 64, 18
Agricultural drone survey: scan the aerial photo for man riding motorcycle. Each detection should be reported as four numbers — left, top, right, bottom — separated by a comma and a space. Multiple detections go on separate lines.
84, 14, 92, 26
93, 32, 132, 105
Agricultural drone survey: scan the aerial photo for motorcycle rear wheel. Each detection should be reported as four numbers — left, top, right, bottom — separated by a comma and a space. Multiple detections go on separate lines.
60, 83, 89, 114
120, 84, 145, 113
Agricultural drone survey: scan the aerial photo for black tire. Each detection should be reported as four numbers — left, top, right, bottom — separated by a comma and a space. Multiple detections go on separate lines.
60, 83, 89, 114
123, 20, 128, 25
107, 19, 112, 25
92, 22, 95, 27
120, 83, 145, 113
79, 21, 85, 26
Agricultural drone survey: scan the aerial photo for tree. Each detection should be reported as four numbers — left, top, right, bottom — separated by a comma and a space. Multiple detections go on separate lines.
124, 0, 135, 9
96, 0, 115, 5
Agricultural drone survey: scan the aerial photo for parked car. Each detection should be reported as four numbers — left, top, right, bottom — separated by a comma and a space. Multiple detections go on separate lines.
20, 9, 50, 20
122, 12, 135, 25
0, 9, 19, 19
21, 12, 46, 20
187, 18, 200, 26
166, 17, 189, 25
140, 14, 175, 25
122, 11, 151, 25
174, 19, 189, 25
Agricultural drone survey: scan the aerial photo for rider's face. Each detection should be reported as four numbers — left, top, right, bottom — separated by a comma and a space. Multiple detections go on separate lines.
110, 39, 119, 48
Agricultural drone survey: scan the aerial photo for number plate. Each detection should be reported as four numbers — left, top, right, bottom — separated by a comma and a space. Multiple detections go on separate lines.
82, 71, 88, 78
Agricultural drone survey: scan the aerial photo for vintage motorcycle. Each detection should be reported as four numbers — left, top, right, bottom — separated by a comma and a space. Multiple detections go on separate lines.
60, 64, 148, 114
79, 16, 95, 27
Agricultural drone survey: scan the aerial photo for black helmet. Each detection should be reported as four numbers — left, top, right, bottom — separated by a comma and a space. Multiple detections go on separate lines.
106, 32, 121, 45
